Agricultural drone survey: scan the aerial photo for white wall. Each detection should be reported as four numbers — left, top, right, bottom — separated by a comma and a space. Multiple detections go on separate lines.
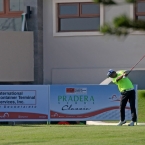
43, 0, 145, 88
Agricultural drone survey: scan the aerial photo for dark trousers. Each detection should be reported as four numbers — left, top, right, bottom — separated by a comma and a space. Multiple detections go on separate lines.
120, 90, 137, 122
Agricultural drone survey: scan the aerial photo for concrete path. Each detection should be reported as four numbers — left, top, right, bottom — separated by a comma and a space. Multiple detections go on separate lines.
87, 121, 145, 126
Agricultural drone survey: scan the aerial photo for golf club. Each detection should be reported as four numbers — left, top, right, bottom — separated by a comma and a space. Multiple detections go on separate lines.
127, 54, 145, 75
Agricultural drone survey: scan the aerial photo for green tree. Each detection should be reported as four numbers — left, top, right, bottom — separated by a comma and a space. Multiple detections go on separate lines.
94, 0, 145, 36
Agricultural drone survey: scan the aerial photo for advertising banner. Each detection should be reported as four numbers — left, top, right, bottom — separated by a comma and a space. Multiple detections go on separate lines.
50, 85, 137, 121
0, 85, 49, 121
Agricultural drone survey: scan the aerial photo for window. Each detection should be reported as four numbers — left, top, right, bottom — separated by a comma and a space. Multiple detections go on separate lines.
0, 0, 24, 18
58, 3, 100, 32
0, 0, 4, 12
53, 0, 104, 36
135, 0, 145, 20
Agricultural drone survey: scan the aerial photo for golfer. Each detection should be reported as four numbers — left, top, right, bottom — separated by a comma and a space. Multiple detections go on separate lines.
107, 69, 137, 126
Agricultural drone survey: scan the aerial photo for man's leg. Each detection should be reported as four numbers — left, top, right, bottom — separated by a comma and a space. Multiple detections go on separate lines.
128, 90, 137, 122
120, 92, 129, 121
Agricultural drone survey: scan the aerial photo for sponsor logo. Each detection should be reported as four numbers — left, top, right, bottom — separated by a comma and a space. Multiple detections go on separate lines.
0, 113, 9, 118
109, 95, 121, 102
53, 113, 58, 117
66, 88, 87, 94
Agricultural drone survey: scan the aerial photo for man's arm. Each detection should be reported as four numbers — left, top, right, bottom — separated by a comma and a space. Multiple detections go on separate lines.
116, 72, 128, 82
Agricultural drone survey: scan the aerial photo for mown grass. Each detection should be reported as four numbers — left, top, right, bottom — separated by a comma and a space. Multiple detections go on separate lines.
0, 125, 145, 145
138, 90, 145, 122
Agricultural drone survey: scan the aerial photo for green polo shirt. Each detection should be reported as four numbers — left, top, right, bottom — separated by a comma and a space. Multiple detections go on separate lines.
112, 70, 134, 92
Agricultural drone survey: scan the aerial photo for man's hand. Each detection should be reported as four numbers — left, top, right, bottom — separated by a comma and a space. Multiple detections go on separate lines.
123, 73, 127, 77
116, 72, 128, 82
123, 72, 128, 77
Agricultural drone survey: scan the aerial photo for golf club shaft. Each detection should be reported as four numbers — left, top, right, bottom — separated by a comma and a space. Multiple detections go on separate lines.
127, 55, 145, 75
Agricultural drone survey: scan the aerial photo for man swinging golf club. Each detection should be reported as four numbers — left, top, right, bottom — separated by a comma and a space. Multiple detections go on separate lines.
107, 69, 137, 126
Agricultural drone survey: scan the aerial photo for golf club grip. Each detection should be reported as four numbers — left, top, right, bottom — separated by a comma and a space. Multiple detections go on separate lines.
126, 71, 131, 76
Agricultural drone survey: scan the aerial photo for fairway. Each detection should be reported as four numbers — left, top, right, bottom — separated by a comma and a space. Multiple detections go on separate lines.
1, 125, 145, 145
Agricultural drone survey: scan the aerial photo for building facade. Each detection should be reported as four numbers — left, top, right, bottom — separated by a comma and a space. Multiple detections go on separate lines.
0, 0, 145, 89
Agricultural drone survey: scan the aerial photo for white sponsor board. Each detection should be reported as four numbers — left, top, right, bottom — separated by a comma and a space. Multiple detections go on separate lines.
0, 85, 49, 121
50, 85, 137, 121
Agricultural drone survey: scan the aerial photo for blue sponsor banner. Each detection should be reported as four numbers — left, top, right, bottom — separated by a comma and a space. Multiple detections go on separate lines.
50, 85, 137, 121
0, 85, 49, 122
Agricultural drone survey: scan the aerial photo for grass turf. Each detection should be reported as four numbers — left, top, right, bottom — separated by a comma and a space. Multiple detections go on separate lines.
138, 90, 145, 122
0, 125, 145, 145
